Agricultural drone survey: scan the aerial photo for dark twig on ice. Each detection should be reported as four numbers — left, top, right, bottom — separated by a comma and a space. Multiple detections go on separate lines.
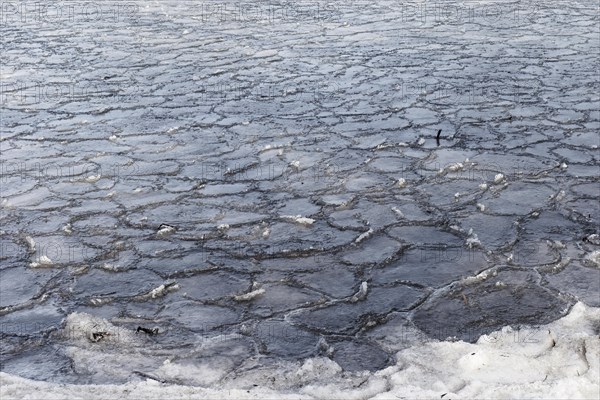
436, 129, 442, 146
136, 326, 159, 335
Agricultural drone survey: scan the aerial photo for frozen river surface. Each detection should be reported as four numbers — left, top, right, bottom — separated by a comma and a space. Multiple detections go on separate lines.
0, 0, 599, 393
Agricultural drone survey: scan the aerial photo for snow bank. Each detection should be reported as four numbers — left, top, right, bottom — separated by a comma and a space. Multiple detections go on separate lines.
0, 375, 304, 400
1, 303, 598, 400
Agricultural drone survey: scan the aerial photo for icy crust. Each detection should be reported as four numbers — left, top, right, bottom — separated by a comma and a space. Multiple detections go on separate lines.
2, 303, 599, 400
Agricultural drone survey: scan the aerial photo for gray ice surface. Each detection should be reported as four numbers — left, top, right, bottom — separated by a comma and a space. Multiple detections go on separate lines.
0, 0, 598, 381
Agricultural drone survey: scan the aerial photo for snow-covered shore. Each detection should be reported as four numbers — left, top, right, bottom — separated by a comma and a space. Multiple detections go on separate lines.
2, 302, 598, 400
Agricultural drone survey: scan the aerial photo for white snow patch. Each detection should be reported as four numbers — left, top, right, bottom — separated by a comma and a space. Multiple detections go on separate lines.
466, 229, 481, 248
391, 207, 404, 218
462, 269, 496, 285
62, 313, 137, 346
153, 360, 228, 386
62, 224, 73, 234
493, 173, 505, 184
584, 250, 600, 269
355, 229, 374, 244
148, 283, 179, 299
375, 143, 393, 150
90, 298, 111, 306
25, 236, 36, 252
586, 234, 600, 245
233, 288, 266, 302
29, 255, 53, 268
552, 257, 571, 272
296, 358, 342, 381
441, 162, 464, 174
100, 263, 119, 272
448, 225, 460, 232
281, 215, 315, 225
350, 281, 368, 302
157, 225, 175, 236
85, 174, 101, 183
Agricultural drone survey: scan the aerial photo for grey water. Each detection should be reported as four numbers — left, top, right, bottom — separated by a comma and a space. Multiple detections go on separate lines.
0, 0, 598, 385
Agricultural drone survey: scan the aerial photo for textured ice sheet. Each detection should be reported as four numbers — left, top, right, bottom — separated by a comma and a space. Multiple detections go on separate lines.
1, 0, 599, 391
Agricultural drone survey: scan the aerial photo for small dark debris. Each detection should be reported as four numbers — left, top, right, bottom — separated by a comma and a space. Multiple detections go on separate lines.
137, 326, 159, 335
133, 370, 167, 383
90, 331, 110, 342
441, 394, 447, 398
471, 352, 476, 355
436, 129, 442, 146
